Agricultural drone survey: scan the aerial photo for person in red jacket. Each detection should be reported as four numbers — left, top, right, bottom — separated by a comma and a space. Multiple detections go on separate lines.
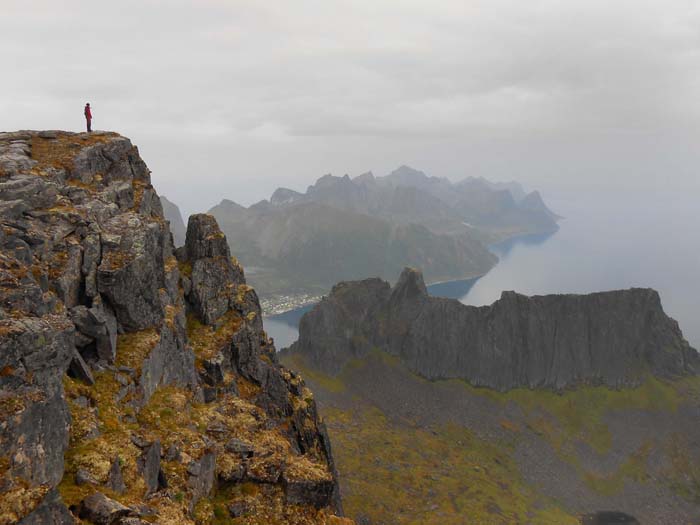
84, 103, 92, 133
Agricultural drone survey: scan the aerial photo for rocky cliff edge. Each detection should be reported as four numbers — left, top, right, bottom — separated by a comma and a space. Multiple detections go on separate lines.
0, 131, 351, 525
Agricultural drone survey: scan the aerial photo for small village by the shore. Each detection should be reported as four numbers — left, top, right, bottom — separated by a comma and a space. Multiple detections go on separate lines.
260, 292, 322, 317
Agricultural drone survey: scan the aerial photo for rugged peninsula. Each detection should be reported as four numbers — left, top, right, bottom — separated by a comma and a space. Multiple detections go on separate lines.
0, 131, 352, 525
203, 166, 558, 312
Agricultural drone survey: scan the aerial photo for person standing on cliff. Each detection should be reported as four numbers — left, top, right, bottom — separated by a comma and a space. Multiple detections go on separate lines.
84, 103, 92, 133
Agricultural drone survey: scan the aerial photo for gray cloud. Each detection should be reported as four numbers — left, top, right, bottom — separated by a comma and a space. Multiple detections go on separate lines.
3, 0, 700, 212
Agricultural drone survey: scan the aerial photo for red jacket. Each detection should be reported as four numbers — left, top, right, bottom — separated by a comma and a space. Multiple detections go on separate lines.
84, 106, 92, 119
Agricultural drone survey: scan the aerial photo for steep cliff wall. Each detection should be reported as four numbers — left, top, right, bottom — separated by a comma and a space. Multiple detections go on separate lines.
0, 131, 350, 525
288, 267, 699, 390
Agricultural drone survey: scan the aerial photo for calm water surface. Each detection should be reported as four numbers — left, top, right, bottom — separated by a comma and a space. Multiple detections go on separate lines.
266, 191, 700, 349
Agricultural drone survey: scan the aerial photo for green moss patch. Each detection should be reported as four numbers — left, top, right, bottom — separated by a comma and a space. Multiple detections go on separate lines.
324, 405, 577, 525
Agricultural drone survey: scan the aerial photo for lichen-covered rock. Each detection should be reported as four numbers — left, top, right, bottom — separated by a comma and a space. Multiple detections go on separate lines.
0, 316, 74, 488
0, 131, 349, 524
289, 267, 700, 390
97, 214, 168, 332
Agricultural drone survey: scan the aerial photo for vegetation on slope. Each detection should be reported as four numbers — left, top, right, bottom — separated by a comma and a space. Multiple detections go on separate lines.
283, 350, 700, 524
325, 406, 577, 525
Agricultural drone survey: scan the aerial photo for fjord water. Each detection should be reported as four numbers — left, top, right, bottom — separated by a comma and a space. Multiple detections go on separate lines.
266, 189, 700, 350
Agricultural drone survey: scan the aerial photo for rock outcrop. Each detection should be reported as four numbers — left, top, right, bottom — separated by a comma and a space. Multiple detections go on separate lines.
288, 267, 699, 390
0, 131, 349, 524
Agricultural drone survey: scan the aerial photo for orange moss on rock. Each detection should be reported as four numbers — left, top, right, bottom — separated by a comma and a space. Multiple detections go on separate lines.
29, 133, 117, 174
115, 328, 161, 374
187, 312, 242, 364
0, 484, 50, 525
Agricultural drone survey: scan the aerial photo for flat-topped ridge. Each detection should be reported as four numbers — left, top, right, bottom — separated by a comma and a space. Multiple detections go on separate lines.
288, 268, 699, 390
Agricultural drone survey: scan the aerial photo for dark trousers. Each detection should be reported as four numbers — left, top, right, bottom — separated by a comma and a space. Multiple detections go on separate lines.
86, 119, 92, 132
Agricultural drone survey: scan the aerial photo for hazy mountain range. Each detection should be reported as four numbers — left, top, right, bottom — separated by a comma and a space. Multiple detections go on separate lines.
162, 166, 559, 298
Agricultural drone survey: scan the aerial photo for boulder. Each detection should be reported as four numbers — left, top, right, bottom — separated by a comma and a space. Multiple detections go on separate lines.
138, 440, 162, 495
68, 349, 95, 385
78, 492, 132, 525
187, 453, 216, 507
106, 458, 126, 494
68, 297, 117, 363
283, 475, 336, 509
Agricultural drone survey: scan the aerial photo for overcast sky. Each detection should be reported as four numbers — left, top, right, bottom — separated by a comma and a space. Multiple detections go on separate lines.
3, 0, 700, 213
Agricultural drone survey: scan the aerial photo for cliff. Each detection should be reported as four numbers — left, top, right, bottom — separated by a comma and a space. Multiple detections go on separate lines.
0, 131, 351, 525
288, 267, 699, 390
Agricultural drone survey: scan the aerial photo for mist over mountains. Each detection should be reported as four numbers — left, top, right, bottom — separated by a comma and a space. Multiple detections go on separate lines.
163, 166, 558, 300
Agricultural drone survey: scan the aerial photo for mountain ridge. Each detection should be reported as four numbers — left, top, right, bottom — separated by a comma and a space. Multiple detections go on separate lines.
287, 267, 699, 390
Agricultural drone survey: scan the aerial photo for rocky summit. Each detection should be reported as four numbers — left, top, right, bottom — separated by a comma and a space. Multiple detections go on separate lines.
288, 267, 699, 390
0, 131, 351, 525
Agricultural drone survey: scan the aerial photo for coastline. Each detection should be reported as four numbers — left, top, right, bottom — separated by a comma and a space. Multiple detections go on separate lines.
260, 225, 560, 317
260, 293, 322, 317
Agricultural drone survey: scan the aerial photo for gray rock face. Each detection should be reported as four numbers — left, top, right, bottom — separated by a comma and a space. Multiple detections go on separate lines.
106, 457, 126, 494
184, 213, 231, 261
180, 214, 246, 324
69, 297, 118, 363
289, 268, 700, 390
0, 316, 74, 489
283, 474, 336, 509
187, 452, 215, 508
137, 440, 162, 495
97, 214, 168, 331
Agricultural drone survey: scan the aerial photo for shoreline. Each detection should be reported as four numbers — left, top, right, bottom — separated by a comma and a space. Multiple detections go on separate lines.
261, 226, 560, 317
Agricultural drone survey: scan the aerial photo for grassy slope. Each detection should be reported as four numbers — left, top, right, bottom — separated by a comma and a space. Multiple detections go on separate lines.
282, 351, 700, 524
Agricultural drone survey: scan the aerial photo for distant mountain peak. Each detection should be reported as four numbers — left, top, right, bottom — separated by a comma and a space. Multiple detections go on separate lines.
391, 267, 428, 302
520, 190, 561, 219
270, 187, 303, 205
159, 195, 187, 246
216, 198, 246, 209
353, 171, 376, 185
389, 165, 429, 180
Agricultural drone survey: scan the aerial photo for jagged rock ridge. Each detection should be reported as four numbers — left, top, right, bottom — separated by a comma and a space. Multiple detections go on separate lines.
288, 267, 699, 390
0, 131, 351, 525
